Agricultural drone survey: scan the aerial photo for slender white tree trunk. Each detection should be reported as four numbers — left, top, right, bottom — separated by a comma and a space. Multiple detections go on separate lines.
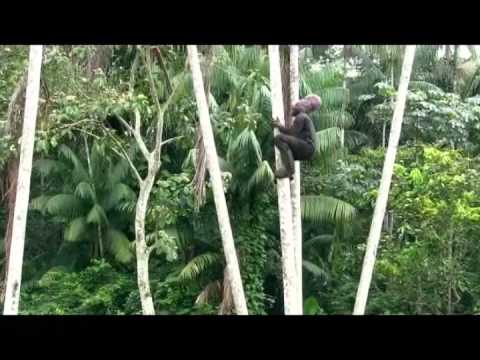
289, 45, 303, 313
113, 47, 186, 315
268, 45, 299, 315
135, 176, 156, 315
187, 45, 248, 315
3, 45, 43, 315
353, 45, 416, 315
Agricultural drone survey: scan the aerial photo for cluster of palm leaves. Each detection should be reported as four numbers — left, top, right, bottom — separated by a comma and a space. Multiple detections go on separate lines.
207, 46, 357, 226
30, 142, 136, 264
174, 46, 361, 306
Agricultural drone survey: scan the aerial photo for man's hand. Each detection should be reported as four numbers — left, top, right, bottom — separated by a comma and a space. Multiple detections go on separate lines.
272, 117, 281, 128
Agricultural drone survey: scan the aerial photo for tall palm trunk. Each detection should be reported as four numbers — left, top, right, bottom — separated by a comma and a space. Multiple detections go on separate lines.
193, 46, 216, 210
3, 46, 43, 315
1, 72, 27, 304
187, 45, 248, 315
353, 45, 416, 315
268, 45, 299, 314
289, 45, 303, 312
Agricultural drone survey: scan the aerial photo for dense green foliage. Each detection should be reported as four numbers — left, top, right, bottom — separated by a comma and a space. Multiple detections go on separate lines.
2, 45, 480, 315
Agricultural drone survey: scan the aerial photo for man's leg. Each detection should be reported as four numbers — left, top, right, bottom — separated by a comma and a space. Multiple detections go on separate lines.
274, 134, 295, 179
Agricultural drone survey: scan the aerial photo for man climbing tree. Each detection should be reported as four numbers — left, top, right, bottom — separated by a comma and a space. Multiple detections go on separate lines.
272, 94, 321, 179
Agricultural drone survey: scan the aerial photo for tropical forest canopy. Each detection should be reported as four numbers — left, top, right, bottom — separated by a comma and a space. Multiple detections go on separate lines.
2, 45, 480, 315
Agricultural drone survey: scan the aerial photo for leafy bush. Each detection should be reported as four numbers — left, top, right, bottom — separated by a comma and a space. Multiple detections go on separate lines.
20, 260, 140, 315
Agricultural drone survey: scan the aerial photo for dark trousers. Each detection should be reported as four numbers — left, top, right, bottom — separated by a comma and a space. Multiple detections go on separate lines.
274, 134, 315, 176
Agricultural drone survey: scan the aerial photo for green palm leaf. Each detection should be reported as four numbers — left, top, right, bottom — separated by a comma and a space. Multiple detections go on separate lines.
102, 183, 136, 212
344, 130, 370, 149
303, 260, 329, 279
115, 200, 137, 214
302, 194, 356, 225
86, 203, 109, 225
246, 160, 275, 193
316, 127, 343, 154
30, 195, 52, 215
303, 65, 341, 91
74, 182, 96, 202
33, 159, 65, 177
195, 281, 222, 305
108, 158, 130, 185
91, 143, 107, 173
178, 252, 222, 282
46, 194, 84, 219
58, 144, 89, 182
257, 84, 271, 115
105, 228, 133, 263
316, 109, 354, 129
244, 46, 263, 70
318, 87, 350, 109
64, 217, 88, 242
227, 128, 262, 164
304, 234, 335, 248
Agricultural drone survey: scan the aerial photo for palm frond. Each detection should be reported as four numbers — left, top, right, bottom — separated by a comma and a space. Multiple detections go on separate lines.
195, 280, 222, 305
316, 127, 343, 154
302, 194, 356, 225
237, 45, 262, 71
64, 217, 88, 242
109, 158, 130, 184
45, 194, 84, 219
58, 144, 89, 182
33, 159, 65, 177
74, 182, 96, 202
86, 203, 109, 226
246, 160, 275, 193
318, 87, 350, 109
105, 228, 133, 263
90, 143, 108, 176
300, 77, 313, 98
316, 109, 354, 129
304, 234, 335, 248
30, 195, 52, 215
102, 183, 136, 212
115, 200, 137, 214
344, 130, 370, 149
303, 65, 342, 91
256, 84, 271, 116
178, 252, 222, 282
303, 260, 329, 279
227, 128, 262, 164
212, 62, 243, 97
460, 62, 480, 97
